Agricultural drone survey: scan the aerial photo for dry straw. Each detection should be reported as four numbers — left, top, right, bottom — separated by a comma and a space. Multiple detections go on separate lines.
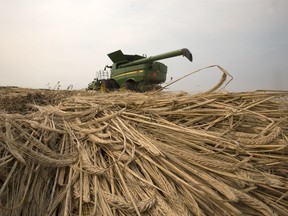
0, 66, 288, 215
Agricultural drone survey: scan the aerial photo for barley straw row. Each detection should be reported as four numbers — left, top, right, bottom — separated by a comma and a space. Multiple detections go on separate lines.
0, 87, 287, 215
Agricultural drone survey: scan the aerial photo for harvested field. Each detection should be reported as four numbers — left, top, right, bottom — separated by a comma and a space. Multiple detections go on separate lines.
0, 86, 288, 215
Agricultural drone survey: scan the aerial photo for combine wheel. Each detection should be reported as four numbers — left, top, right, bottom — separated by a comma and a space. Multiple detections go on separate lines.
120, 83, 128, 92
100, 83, 106, 93
110, 79, 119, 90
100, 80, 111, 93
120, 82, 137, 92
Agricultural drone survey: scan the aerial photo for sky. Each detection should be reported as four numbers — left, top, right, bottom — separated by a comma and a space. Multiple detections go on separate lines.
0, 0, 287, 92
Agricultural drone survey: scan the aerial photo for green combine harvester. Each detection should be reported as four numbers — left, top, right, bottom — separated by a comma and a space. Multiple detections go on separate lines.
88, 48, 193, 92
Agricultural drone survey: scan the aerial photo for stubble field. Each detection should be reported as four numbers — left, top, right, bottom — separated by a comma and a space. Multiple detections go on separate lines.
0, 86, 288, 215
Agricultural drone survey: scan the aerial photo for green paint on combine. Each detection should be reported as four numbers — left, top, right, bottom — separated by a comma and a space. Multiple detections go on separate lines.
88, 48, 193, 92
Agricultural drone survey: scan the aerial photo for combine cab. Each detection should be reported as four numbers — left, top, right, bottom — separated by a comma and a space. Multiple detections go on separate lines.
88, 48, 193, 92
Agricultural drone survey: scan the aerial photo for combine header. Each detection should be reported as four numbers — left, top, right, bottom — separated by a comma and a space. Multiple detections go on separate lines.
88, 48, 192, 92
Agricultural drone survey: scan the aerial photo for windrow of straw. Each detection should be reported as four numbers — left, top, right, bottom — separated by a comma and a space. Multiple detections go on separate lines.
0, 89, 288, 216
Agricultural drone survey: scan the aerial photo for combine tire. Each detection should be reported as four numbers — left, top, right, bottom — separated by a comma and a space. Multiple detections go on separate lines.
110, 80, 119, 90
100, 80, 112, 93
120, 81, 138, 92
120, 83, 128, 92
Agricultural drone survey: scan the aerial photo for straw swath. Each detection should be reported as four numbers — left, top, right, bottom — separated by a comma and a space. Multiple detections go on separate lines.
0, 86, 287, 215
